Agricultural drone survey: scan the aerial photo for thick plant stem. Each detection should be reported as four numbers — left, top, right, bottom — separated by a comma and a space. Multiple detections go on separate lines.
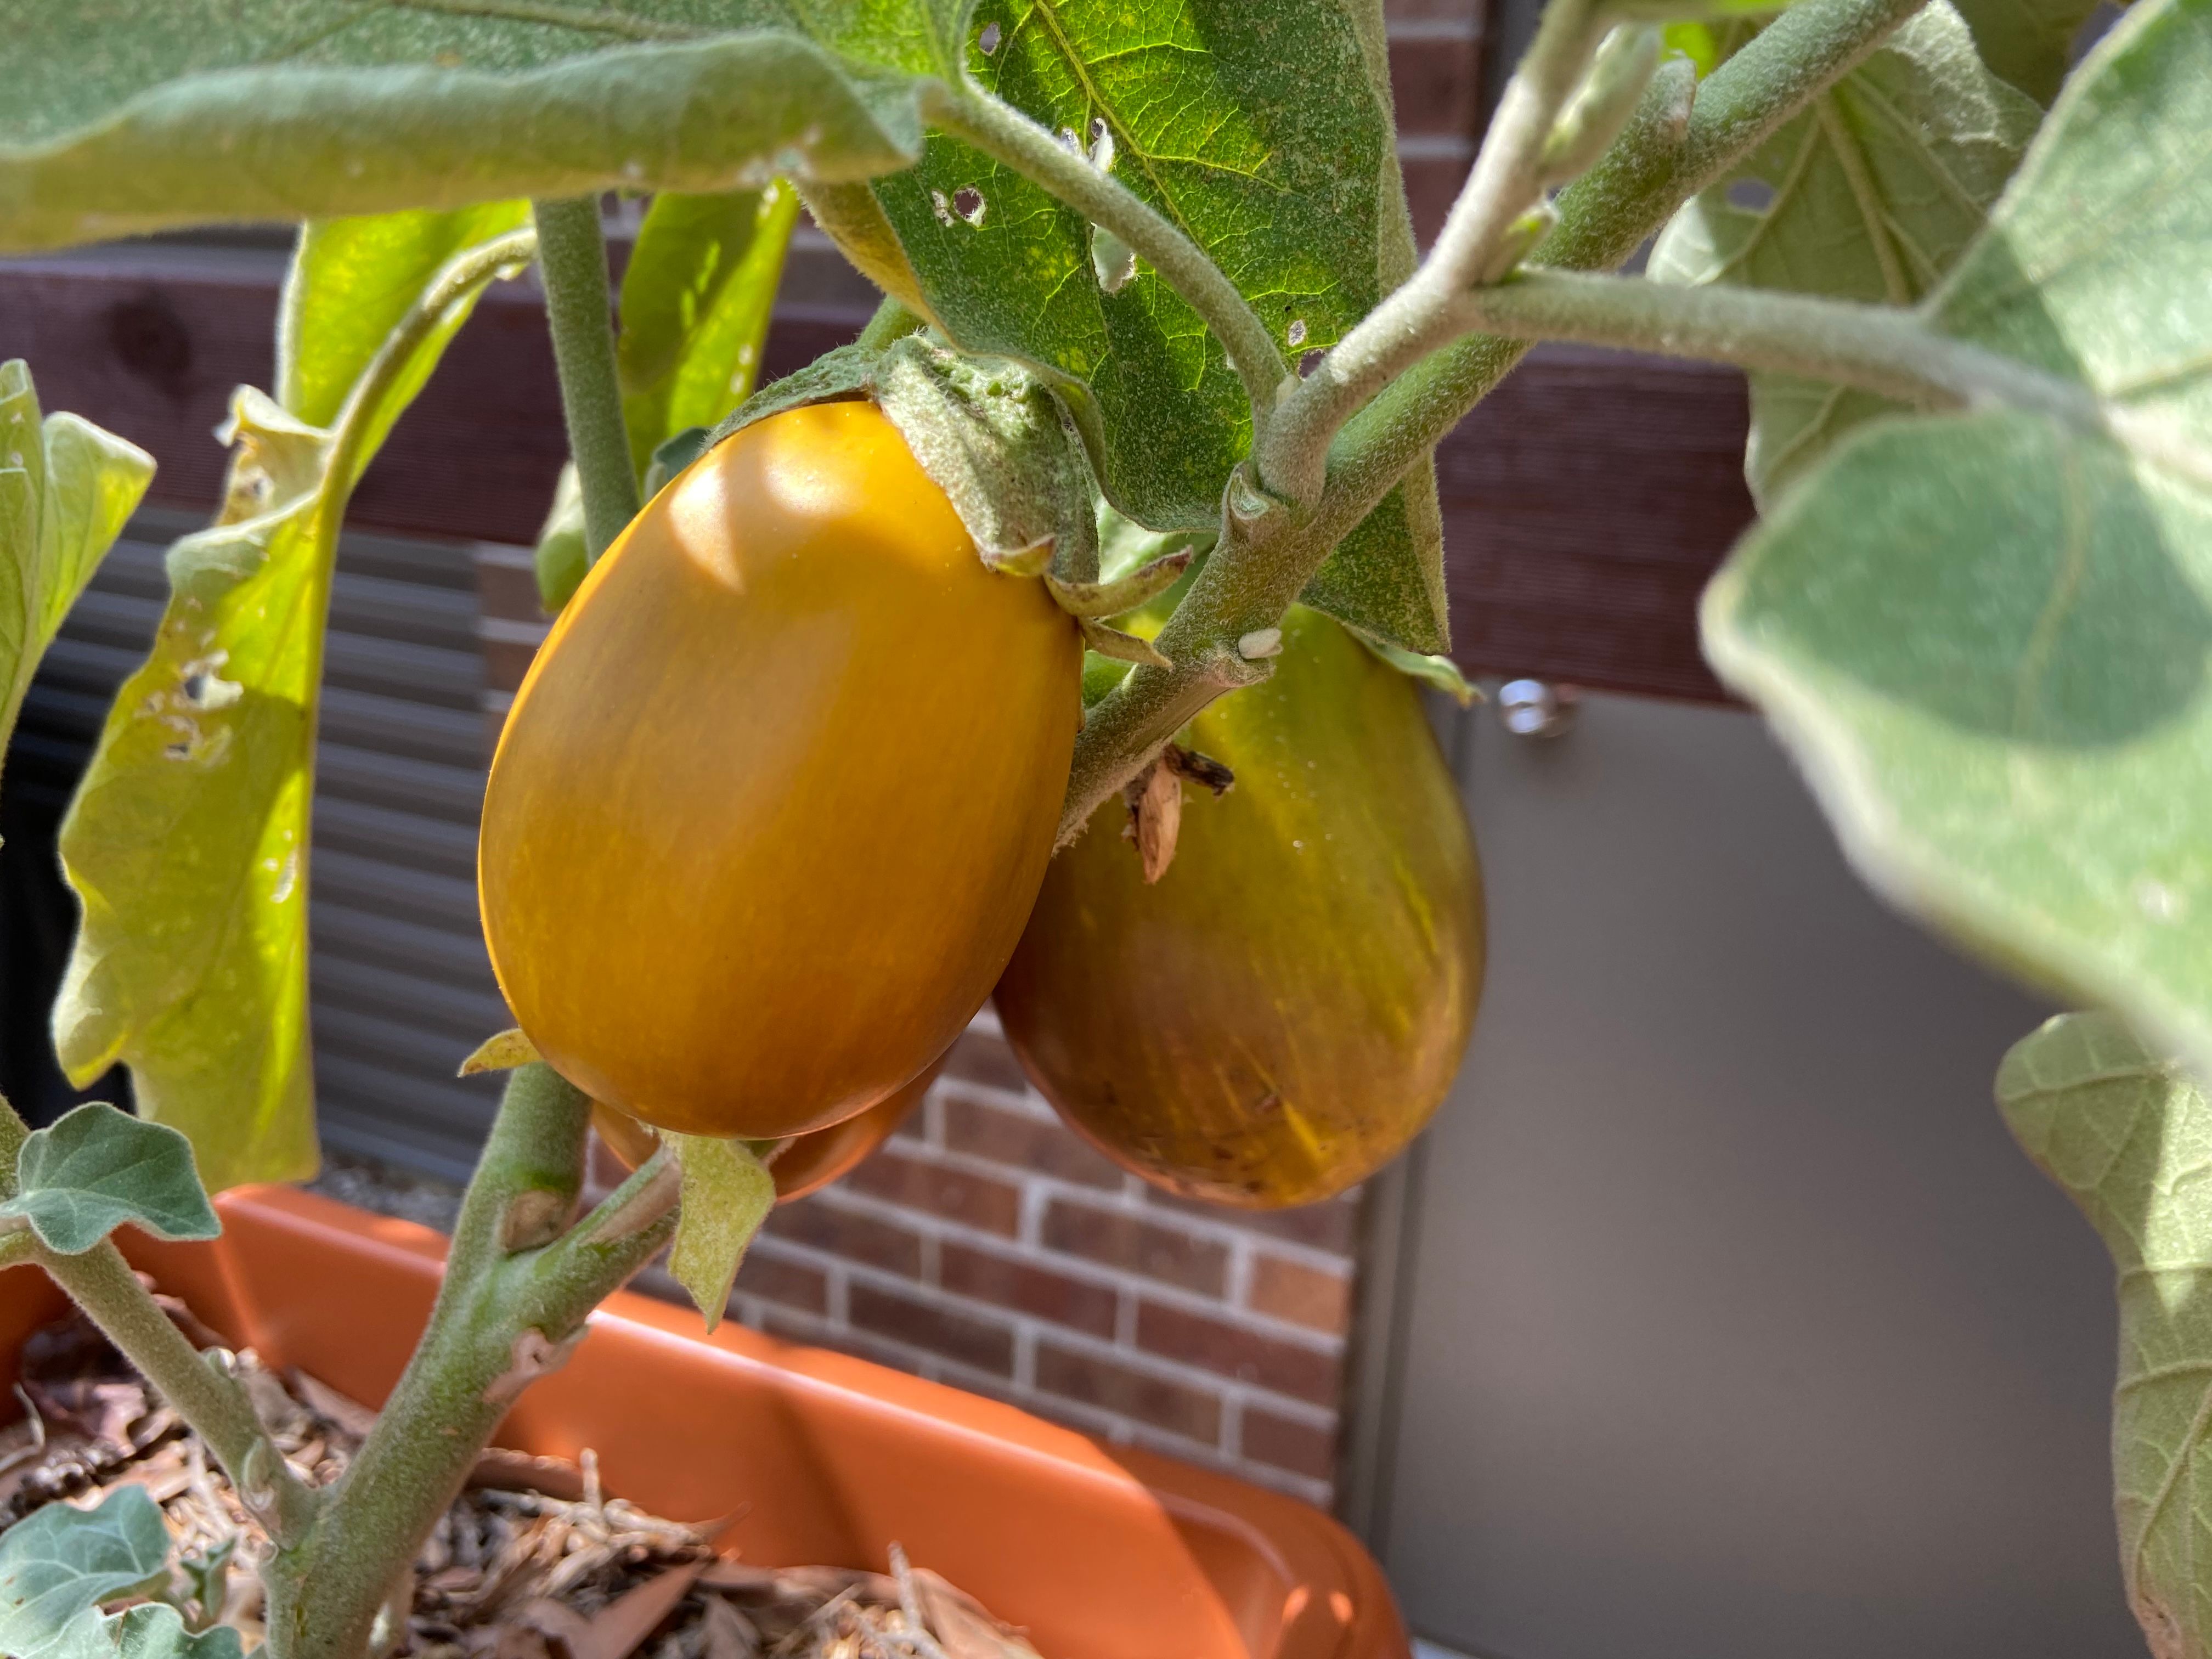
922, 81, 1286, 427
1058, 0, 1932, 837
533, 196, 640, 563
37, 1240, 320, 1544
263, 1065, 686, 1659
856, 296, 926, 352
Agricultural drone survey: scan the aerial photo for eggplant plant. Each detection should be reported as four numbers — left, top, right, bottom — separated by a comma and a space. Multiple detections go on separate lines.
0, 0, 2208, 1654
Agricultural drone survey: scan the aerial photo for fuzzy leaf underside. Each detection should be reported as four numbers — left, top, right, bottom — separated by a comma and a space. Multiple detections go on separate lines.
1650, 2, 2042, 504
53, 205, 528, 1193
0, 1488, 170, 1659
0, 365, 156, 782
1703, 0, 2212, 1083
667, 1133, 777, 1331
1997, 1012, 2212, 1658
0, 3, 970, 253
1, 1101, 220, 1254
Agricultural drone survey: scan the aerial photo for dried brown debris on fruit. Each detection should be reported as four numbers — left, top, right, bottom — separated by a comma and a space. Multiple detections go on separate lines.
0, 1305, 1047, 1659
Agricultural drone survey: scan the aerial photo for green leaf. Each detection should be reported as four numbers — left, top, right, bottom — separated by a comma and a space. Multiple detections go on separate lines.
618, 185, 802, 480
1703, 0, 2212, 1075
854, 0, 1449, 651
1995, 1012, 2212, 1658
54, 210, 529, 1192
0, 1102, 219, 1254
1650, 2, 2041, 503
106, 1605, 245, 1659
0, 5, 966, 255
667, 1133, 777, 1333
0, 1487, 170, 1659
0, 362, 156, 772
1950, 0, 2104, 104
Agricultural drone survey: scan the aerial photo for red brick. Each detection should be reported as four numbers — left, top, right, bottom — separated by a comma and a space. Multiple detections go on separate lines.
848, 1282, 1014, 1376
1242, 1409, 1338, 1482
943, 1029, 1030, 1096
1034, 1342, 1223, 1444
940, 1242, 1118, 1339
1143, 1186, 1361, 1255
843, 1148, 1023, 1237
1248, 1256, 1353, 1335
732, 1249, 828, 1316
1136, 1302, 1342, 1407
473, 557, 544, 624
942, 1096, 1122, 1189
1390, 34, 1480, 135
1042, 1200, 1228, 1296
764, 1195, 923, 1276
482, 636, 539, 696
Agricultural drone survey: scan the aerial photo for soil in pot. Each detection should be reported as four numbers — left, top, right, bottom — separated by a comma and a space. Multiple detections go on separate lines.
0, 1297, 1042, 1659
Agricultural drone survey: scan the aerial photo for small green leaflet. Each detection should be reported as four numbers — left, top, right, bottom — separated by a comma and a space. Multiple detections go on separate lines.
0, 1102, 219, 1255
0, 1487, 170, 1659
1703, 0, 2212, 1082
667, 1133, 777, 1332
0, 363, 155, 778
1650, 2, 2041, 503
0, 3, 971, 253
1996, 1012, 2212, 1659
54, 205, 528, 1193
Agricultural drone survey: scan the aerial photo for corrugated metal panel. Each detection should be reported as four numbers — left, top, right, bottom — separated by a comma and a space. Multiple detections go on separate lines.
20, 505, 506, 1179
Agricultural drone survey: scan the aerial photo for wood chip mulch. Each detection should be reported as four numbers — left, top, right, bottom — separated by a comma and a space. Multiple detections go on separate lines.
0, 1295, 1045, 1659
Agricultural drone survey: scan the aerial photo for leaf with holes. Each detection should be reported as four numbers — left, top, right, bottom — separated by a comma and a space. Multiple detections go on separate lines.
0, 3, 969, 253
858, 0, 1447, 651
0, 1488, 170, 1659
54, 207, 527, 1192
0, 362, 155, 776
667, 1133, 777, 1331
1703, 0, 2212, 1080
1, 1101, 219, 1254
1650, 1, 2041, 504
1996, 1012, 2212, 1658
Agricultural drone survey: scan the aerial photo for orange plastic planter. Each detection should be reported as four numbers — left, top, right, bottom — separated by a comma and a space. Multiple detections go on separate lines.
1, 1187, 1407, 1659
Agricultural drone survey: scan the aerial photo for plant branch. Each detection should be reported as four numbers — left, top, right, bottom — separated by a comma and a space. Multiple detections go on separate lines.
921, 80, 1286, 428
1459, 269, 2099, 425
533, 196, 641, 562
1058, 0, 1932, 838
263, 1065, 682, 1659
1254, 0, 1615, 505
35, 1239, 319, 1543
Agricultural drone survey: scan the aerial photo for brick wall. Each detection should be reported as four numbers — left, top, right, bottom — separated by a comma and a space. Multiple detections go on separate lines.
1387, 0, 1487, 245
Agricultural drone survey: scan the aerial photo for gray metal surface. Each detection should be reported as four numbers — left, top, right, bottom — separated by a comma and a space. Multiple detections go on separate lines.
32, 509, 504, 1177
1371, 691, 2137, 1658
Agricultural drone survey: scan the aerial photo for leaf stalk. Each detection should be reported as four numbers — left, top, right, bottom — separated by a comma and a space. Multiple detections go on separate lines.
533, 197, 642, 562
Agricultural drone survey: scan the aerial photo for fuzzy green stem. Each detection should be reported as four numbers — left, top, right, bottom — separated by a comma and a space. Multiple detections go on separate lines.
1058, 0, 1932, 836
36, 1239, 320, 1543
262, 1065, 685, 1659
856, 296, 927, 352
921, 81, 1286, 427
533, 197, 641, 562
1254, 0, 1611, 505
1459, 269, 2098, 424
